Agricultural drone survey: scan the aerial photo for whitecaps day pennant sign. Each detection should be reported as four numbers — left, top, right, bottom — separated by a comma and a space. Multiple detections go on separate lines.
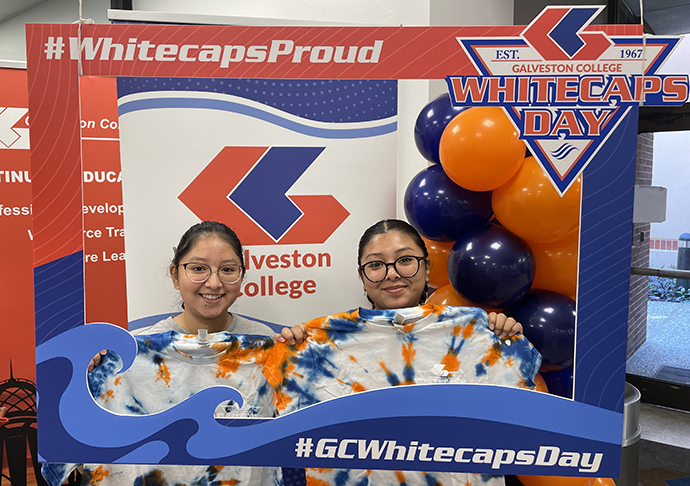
447, 5, 689, 195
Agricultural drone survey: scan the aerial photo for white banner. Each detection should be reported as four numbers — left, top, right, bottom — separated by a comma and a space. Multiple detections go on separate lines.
117, 78, 398, 326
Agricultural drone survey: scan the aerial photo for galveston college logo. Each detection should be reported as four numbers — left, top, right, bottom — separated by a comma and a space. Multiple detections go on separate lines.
447, 6, 689, 195
0, 107, 29, 150
178, 146, 349, 245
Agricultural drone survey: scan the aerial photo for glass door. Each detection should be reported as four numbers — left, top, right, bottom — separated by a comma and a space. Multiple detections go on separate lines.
626, 129, 690, 412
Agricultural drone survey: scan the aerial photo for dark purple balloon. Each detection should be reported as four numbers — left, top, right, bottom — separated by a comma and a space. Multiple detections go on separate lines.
507, 290, 576, 370
540, 366, 574, 399
448, 225, 535, 308
414, 93, 467, 164
404, 165, 492, 242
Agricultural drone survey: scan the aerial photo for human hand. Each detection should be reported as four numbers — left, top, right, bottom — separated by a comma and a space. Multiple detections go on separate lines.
488, 312, 522, 337
87, 350, 107, 372
273, 323, 307, 345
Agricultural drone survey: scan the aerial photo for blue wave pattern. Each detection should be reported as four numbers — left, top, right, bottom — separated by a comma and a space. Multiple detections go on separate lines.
37, 319, 624, 475
117, 78, 397, 123
264, 304, 542, 485
576, 106, 638, 412
117, 97, 396, 139
550, 143, 579, 160
34, 251, 85, 346
39, 324, 281, 485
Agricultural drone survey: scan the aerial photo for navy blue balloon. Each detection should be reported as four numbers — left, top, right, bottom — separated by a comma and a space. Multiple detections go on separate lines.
504, 476, 526, 486
404, 165, 492, 242
507, 290, 576, 370
448, 225, 535, 308
414, 93, 467, 163
541, 366, 574, 399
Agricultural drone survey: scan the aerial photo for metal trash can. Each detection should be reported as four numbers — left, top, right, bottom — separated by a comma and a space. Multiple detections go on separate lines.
677, 233, 690, 293
615, 383, 641, 486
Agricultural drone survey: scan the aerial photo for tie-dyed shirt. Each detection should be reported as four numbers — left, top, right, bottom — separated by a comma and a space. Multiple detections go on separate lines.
263, 304, 542, 486
83, 330, 282, 486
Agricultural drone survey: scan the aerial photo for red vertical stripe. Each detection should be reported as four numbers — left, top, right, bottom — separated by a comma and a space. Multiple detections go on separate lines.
27, 24, 83, 267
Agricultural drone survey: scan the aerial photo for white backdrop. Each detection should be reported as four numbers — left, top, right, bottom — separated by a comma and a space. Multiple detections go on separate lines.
118, 81, 397, 325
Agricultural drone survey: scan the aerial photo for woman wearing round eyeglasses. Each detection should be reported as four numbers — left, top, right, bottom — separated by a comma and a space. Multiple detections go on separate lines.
61, 222, 280, 486
136, 220, 274, 336
89, 221, 273, 371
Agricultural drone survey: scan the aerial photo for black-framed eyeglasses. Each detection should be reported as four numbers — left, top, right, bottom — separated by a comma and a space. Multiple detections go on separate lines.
359, 255, 425, 283
181, 262, 245, 284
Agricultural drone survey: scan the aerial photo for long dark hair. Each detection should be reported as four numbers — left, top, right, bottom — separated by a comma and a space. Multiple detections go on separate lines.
172, 221, 244, 267
357, 219, 429, 308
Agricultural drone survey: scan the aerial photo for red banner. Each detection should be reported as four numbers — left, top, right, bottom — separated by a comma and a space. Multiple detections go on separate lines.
80, 76, 127, 327
0, 68, 34, 382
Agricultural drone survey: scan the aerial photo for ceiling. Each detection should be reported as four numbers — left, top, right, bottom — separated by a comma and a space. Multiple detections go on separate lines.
1, 0, 689, 33
619, 0, 690, 34
0, 0, 49, 24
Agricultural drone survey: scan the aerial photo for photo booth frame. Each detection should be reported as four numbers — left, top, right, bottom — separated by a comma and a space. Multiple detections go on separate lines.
26, 14, 687, 477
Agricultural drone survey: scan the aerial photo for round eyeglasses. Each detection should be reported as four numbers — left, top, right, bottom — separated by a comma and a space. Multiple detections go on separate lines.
181, 262, 245, 284
359, 255, 426, 283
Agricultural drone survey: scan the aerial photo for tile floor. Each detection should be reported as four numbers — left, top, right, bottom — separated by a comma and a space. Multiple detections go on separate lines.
626, 301, 690, 485
627, 302, 690, 379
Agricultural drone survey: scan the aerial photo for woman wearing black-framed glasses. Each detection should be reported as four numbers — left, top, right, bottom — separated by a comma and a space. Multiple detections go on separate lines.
273, 219, 528, 486
279, 219, 523, 341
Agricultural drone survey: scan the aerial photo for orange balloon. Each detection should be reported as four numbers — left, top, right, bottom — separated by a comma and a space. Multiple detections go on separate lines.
530, 231, 579, 297
517, 476, 589, 486
427, 284, 476, 307
423, 237, 454, 289
427, 284, 502, 313
534, 373, 549, 393
586, 479, 615, 486
439, 107, 526, 191
492, 156, 581, 244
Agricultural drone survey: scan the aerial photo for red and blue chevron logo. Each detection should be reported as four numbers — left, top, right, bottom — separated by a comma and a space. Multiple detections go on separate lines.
179, 146, 350, 245
522, 7, 611, 61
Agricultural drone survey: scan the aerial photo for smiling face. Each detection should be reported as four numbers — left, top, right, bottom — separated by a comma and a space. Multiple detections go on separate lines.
359, 231, 429, 310
170, 235, 244, 332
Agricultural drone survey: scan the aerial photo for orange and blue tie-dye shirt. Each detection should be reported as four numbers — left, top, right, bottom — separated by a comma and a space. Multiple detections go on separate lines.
264, 304, 541, 413
263, 304, 542, 486
82, 330, 282, 486
89, 330, 275, 417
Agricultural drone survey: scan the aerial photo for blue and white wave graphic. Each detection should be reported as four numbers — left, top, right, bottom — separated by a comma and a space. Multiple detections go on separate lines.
550, 142, 579, 160
116, 78, 397, 123
118, 92, 396, 140
38, 324, 623, 476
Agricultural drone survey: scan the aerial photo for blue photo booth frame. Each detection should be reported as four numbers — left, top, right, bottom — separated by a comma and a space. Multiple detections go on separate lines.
27, 10, 688, 477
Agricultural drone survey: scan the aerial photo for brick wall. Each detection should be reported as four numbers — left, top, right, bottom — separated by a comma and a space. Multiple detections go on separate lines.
650, 238, 679, 251
627, 133, 653, 359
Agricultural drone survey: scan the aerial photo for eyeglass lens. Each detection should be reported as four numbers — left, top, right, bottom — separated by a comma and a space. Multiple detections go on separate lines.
184, 263, 243, 284
363, 256, 420, 282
